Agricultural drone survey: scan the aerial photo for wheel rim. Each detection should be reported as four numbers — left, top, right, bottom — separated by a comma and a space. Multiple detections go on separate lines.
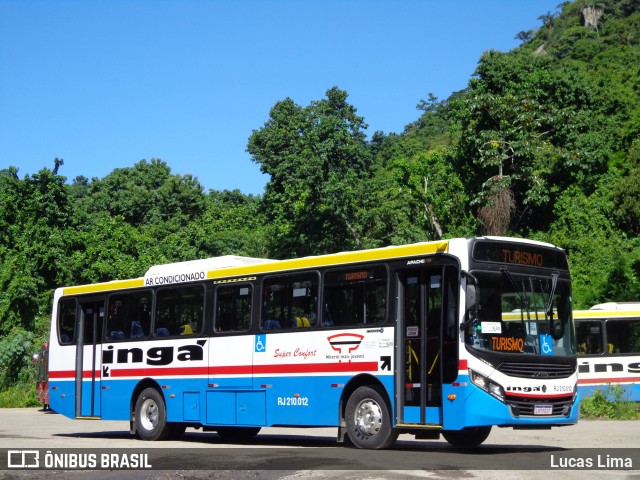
354, 398, 383, 437
140, 398, 159, 432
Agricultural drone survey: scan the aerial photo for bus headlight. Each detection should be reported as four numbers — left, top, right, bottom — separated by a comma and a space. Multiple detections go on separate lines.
470, 369, 505, 402
488, 382, 505, 402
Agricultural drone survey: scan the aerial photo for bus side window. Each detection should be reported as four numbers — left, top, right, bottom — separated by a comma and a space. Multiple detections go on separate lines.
215, 284, 252, 333
107, 291, 152, 341
261, 274, 318, 331
58, 299, 77, 345
323, 267, 387, 327
576, 321, 604, 355
155, 285, 204, 337
606, 318, 640, 354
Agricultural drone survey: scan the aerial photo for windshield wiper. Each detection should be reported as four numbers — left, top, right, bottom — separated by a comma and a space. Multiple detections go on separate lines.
546, 271, 559, 318
500, 267, 528, 316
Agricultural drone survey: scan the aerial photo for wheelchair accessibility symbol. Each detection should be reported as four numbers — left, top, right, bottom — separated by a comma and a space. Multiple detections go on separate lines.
255, 334, 266, 353
540, 334, 553, 356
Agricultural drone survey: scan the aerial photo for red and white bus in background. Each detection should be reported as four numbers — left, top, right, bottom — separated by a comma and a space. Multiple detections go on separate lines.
574, 303, 640, 401
47, 237, 579, 449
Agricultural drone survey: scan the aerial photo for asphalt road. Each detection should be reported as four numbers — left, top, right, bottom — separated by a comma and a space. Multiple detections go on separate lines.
0, 408, 639, 479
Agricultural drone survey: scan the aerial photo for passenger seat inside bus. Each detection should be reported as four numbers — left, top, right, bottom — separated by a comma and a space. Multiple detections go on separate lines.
295, 316, 311, 328
264, 319, 281, 330
131, 321, 145, 338
107, 330, 125, 340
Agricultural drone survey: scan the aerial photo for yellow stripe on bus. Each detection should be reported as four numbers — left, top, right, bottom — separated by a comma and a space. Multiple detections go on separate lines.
573, 310, 640, 319
63, 278, 145, 295
206, 241, 449, 280
60, 240, 449, 295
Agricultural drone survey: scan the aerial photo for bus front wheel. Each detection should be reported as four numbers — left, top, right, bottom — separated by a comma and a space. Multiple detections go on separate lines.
442, 426, 491, 448
345, 386, 398, 449
134, 388, 170, 441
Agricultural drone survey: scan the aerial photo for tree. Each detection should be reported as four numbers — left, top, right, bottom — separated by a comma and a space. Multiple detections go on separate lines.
449, 50, 603, 233
248, 87, 372, 258
84, 159, 205, 227
0, 162, 72, 333
189, 190, 269, 258
375, 147, 475, 240
611, 140, 640, 234
538, 11, 558, 28
515, 30, 535, 43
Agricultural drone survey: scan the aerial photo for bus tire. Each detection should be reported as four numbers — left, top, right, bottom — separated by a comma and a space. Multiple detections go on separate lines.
442, 426, 491, 448
216, 426, 261, 441
345, 385, 398, 449
134, 388, 170, 441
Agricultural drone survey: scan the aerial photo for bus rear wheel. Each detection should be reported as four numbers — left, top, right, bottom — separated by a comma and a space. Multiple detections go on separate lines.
134, 388, 170, 441
345, 386, 398, 449
442, 426, 491, 448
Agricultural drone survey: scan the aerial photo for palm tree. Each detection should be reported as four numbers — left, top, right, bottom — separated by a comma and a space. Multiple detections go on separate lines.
515, 30, 535, 43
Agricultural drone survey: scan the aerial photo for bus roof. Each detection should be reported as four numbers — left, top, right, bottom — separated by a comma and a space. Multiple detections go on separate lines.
588, 302, 640, 311
145, 255, 274, 282
573, 303, 640, 320
59, 236, 563, 297
61, 239, 451, 295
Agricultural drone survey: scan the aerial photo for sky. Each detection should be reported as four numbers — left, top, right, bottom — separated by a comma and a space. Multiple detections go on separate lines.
0, 0, 562, 196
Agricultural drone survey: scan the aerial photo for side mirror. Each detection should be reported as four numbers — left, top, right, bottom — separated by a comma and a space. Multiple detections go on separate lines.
551, 317, 564, 340
461, 272, 478, 331
467, 284, 477, 312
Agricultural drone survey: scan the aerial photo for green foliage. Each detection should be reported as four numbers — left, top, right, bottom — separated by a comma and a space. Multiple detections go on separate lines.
191, 190, 269, 258
0, 383, 40, 408
580, 385, 640, 420
611, 140, 640, 234
0, 328, 35, 388
248, 87, 373, 258
82, 159, 205, 227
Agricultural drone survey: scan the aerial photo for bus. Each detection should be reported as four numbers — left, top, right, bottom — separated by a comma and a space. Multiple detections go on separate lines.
47, 237, 579, 449
574, 303, 640, 401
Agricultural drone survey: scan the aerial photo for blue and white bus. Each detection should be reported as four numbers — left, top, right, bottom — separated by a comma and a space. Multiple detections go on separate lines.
48, 237, 579, 449
575, 303, 640, 402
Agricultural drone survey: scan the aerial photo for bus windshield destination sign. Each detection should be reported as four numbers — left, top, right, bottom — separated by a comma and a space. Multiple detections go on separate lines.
473, 241, 568, 270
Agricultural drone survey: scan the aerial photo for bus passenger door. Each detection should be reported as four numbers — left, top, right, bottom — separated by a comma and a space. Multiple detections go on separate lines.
75, 301, 103, 418
396, 269, 445, 426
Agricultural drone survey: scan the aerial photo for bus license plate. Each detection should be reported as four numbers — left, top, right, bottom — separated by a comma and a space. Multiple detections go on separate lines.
534, 405, 553, 415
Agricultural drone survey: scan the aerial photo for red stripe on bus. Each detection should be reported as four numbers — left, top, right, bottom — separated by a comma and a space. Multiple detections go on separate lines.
253, 362, 379, 374
110, 367, 210, 377
49, 370, 99, 379
459, 359, 468, 370
111, 362, 379, 377
51, 361, 380, 379
578, 376, 640, 385
209, 365, 252, 375
49, 370, 75, 379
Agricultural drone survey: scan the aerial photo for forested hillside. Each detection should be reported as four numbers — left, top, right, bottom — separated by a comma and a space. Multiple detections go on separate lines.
1, 0, 639, 404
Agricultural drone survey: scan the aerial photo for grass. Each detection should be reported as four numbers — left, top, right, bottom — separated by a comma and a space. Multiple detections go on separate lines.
0, 383, 41, 408
580, 384, 639, 420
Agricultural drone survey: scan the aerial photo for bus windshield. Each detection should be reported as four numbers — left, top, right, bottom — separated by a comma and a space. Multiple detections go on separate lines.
466, 270, 575, 356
